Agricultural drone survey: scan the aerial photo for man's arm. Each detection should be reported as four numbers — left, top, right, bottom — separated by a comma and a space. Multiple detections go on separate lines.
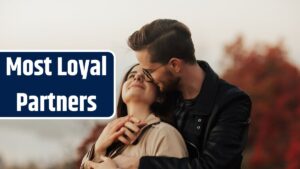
138, 94, 251, 169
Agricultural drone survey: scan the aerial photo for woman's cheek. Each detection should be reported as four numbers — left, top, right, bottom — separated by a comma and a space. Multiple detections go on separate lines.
147, 86, 157, 103
121, 83, 129, 102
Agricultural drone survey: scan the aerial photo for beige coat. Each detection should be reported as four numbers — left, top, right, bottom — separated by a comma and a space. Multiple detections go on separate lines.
81, 114, 188, 168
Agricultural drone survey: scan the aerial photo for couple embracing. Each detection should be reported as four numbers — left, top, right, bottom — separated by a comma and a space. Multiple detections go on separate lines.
81, 19, 251, 169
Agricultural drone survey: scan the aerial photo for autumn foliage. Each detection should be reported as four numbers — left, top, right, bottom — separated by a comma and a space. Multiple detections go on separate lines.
222, 36, 300, 169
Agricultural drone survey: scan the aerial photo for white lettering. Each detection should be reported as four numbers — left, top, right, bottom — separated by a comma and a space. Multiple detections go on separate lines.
16, 93, 97, 112
17, 93, 27, 111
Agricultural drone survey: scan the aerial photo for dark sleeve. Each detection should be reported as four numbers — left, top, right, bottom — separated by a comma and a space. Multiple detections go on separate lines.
138, 94, 251, 169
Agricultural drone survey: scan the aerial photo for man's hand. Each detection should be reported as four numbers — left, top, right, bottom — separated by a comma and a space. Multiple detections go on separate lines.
84, 156, 117, 169
114, 155, 140, 169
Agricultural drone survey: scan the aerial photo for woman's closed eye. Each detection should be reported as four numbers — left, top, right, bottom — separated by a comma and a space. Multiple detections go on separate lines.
127, 71, 138, 80
128, 74, 135, 79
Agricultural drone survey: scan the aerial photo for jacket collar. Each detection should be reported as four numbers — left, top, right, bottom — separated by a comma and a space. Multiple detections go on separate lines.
143, 113, 161, 125
181, 60, 220, 116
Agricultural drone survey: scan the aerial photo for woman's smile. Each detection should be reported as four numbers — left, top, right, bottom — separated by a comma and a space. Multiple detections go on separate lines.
129, 82, 145, 89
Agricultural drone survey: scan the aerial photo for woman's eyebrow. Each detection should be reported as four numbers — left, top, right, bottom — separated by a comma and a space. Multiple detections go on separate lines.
128, 71, 137, 75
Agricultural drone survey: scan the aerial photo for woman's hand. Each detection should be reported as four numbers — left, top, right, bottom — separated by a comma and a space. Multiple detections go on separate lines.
94, 116, 146, 159
84, 156, 117, 169
94, 116, 129, 158
83, 115, 146, 169
117, 117, 146, 145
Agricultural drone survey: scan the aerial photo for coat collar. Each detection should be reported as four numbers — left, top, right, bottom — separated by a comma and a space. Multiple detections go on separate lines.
143, 113, 161, 125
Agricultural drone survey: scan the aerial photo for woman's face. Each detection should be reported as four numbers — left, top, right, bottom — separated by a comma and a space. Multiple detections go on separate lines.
122, 65, 158, 105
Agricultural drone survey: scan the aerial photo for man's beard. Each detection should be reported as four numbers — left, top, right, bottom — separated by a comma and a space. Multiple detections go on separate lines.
160, 76, 180, 93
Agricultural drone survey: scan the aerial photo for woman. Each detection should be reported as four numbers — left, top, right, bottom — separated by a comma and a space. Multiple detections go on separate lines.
81, 64, 188, 169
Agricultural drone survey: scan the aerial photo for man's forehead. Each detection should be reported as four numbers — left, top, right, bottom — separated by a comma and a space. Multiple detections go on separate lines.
139, 62, 161, 70
136, 49, 164, 70
136, 52, 162, 70
136, 50, 152, 65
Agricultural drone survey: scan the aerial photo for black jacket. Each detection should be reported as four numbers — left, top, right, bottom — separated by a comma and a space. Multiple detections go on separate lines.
139, 61, 252, 169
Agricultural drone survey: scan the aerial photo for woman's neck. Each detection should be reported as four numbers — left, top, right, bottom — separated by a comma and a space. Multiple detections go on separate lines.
126, 102, 151, 121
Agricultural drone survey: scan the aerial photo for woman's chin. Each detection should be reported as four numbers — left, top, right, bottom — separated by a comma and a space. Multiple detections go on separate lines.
124, 93, 153, 104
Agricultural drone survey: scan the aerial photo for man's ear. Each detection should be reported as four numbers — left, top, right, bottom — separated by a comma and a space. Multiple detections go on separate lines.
168, 58, 182, 73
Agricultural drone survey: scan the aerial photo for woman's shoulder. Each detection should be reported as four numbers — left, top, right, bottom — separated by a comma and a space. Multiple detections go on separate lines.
149, 121, 182, 138
143, 121, 188, 157
141, 114, 183, 141
152, 121, 176, 129
143, 114, 179, 135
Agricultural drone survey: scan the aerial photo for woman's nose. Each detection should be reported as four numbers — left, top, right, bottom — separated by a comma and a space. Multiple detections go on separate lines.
134, 73, 144, 82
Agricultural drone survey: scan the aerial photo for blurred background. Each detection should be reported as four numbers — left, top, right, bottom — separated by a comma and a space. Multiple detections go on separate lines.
0, 0, 299, 169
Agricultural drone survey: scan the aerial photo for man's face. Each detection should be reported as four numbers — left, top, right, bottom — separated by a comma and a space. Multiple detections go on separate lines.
135, 49, 179, 92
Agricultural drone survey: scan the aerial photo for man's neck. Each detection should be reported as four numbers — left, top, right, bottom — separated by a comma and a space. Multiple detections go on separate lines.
126, 102, 151, 121
178, 63, 205, 100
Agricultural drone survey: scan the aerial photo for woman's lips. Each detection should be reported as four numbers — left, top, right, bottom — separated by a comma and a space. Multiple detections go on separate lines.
129, 83, 145, 89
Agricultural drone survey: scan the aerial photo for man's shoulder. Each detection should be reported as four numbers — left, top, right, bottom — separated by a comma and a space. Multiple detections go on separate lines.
216, 78, 251, 107
197, 60, 250, 108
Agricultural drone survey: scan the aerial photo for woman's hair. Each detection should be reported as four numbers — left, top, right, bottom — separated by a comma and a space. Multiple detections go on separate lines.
116, 64, 177, 123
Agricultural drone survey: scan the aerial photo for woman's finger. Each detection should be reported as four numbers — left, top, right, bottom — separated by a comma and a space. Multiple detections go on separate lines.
111, 116, 130, 132
118, 135, 130, 144
109, 127, 125, 142
129, 116, 140, 123
124, 121, 140, 133
100, 155, 110, 161
123, 127, 136, 141
85, 160, 98, 168
137, 122, 147, 128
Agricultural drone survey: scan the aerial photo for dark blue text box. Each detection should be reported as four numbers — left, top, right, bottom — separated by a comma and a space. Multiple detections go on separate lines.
0, 51, 115, 119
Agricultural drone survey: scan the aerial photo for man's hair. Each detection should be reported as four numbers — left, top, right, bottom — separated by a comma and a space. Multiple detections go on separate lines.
128, 19, 196, 64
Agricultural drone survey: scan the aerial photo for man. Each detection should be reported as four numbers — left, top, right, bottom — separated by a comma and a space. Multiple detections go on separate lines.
86, 19, 251, 169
